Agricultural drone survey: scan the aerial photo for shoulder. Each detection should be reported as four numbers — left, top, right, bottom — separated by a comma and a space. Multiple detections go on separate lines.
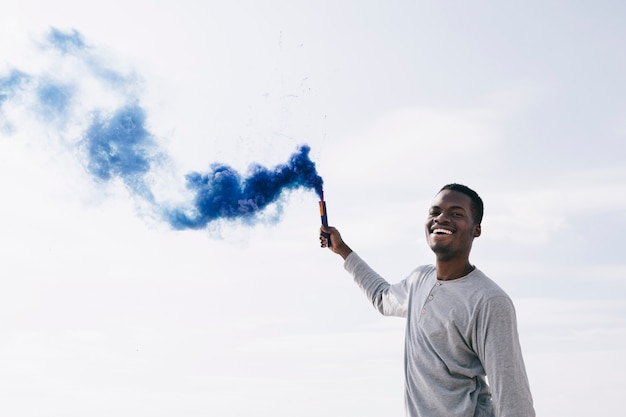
471, 269, 511, 299
452, 269, 516, 316
469, 270, 519, 318
408, 264, 436, 280
413, 264, 436, 275
404, 264, 437, 289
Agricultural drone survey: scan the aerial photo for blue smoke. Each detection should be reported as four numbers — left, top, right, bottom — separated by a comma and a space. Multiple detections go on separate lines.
0, 70, 31, 105
166, 144, 323, 230
37, 80, 75, 120
46, 28, 86, 53
0, 28, 325, 230
84, 104, 158, 201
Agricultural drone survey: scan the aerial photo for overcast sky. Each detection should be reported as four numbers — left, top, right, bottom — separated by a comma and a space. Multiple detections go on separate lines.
1, 1, 625, 416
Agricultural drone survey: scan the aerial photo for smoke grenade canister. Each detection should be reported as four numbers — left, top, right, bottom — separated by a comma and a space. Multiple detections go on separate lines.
319, 200, 331, 247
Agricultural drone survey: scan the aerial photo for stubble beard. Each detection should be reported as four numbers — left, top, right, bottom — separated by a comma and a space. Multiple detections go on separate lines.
430, 242, 455, 262
428, 234, 473, 262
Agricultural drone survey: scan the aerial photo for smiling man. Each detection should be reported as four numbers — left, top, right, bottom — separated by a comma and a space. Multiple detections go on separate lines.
320, 184, 535, 417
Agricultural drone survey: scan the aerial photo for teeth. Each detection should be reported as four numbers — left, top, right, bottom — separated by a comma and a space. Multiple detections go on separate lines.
432, 228, 452, 235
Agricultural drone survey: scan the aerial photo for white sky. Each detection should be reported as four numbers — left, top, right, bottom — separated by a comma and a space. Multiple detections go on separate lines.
1, 1, 625, 416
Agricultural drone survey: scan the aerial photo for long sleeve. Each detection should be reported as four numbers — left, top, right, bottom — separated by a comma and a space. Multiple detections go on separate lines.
343, 252, 410, 318
474, 296, 535, 417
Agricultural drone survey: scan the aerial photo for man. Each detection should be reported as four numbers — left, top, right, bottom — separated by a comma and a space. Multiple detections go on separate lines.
320, 184, 535, 417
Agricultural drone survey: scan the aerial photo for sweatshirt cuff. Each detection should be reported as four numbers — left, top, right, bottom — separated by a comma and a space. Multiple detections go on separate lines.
343, 251, 360, 273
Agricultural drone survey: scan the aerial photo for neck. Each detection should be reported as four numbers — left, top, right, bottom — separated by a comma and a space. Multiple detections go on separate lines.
435, 259, 475, 281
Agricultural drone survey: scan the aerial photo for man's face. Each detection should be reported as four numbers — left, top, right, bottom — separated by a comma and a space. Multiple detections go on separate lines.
425, 189, 481, 261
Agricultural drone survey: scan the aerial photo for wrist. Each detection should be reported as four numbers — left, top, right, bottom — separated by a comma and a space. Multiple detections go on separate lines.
337, 243, 353, 260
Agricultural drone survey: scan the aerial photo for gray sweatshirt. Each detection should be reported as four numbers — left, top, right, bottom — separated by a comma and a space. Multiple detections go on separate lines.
344, 252, 534, 417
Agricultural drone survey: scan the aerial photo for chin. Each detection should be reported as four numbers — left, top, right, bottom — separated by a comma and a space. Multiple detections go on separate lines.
430, 244, 451, 257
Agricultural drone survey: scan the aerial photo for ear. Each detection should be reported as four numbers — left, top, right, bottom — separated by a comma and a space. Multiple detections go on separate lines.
473, 224, 481, 238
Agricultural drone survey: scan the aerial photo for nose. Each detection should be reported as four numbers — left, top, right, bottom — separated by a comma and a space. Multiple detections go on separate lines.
433, 212, 450, 223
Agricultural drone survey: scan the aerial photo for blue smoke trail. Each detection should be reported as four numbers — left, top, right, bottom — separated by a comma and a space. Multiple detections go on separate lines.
37, 80, 75, 121
83, 104, 158, 201
45, 28, 86, 53
0, 28, 324, 230
0, 70, 30, 103
166, 144, 323, 229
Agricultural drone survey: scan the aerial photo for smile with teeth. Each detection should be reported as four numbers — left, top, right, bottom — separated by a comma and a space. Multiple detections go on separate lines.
432, 228, 453, 235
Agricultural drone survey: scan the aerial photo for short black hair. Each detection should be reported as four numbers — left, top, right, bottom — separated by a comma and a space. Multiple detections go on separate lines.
438, 183, 484, 224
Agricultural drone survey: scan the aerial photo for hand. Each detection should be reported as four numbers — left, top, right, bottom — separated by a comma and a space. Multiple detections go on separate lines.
319, 225, 353, 259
